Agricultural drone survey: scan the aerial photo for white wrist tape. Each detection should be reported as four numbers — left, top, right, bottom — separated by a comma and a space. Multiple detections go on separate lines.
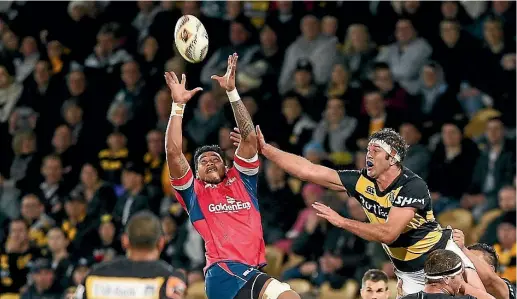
226, 89, 241, 103
171, 102, 186, 117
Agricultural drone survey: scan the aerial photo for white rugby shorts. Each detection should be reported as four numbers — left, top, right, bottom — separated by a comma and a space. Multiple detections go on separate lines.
394, 234, 477, 296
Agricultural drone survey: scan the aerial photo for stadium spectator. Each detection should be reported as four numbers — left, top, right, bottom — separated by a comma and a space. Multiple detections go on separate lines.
428, 122, 479, 215
494, 211, 516, 284
21, 258, 62, 299
326, 62, 362, 117
20, 193, 54, 248
480, 186, 517, 246
278, 92, 316, 155
72, 162, 117, 217
348, 89, 401, 151
113, 162, 150, 225
45, 227, 72, 290
185, 91, 225, 147
284, 197, 368, 288
312, 97, 357, 165
339, 23, 377, 86
376, 18, 432, 95
369, 62, 410, 115
463, 117, 516, 219
399, 122, 431, 180
278, 14, 337, 94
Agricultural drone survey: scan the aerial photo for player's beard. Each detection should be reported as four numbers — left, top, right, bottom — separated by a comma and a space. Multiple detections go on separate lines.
203, 171, 224, 184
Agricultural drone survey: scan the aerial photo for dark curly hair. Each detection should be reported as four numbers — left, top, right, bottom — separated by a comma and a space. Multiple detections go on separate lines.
193, 145, 227, 173
368, 128, 409, 165
468, 243, 499, 270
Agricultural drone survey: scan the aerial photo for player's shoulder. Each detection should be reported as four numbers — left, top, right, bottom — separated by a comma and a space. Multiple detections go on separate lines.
88, 256, 127, 275
398, 167, 429, 192
89, 257, 174, 277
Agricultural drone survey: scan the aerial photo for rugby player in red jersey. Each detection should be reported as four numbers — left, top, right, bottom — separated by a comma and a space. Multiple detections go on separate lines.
164, 53, 300, 299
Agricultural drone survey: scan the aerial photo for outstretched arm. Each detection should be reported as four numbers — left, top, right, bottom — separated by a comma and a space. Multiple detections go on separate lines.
454, 230, 506, 298
313, 203, 416, 244
212, 53, 257, 159
229, 126, 344, 190
164, 72, 202, 179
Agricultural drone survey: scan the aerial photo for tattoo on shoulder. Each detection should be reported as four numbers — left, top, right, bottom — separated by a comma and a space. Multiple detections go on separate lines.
178, 155, 190, 175
231, 101, 254, 140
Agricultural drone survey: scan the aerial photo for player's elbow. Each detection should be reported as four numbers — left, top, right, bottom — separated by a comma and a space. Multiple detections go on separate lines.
379, 228, 399, 245
165, 141, 182, 157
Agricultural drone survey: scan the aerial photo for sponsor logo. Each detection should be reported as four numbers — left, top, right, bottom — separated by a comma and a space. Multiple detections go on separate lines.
225, 177, 236, 186
365, 186, 375, 195
208, 196, 251, 213
91, 281, 159, 299
359, 195, 389, 219
393, 196, 426, 207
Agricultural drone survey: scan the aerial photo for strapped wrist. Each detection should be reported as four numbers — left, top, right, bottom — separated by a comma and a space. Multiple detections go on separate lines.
171, 102, 186, 117
226, 89, 240, 103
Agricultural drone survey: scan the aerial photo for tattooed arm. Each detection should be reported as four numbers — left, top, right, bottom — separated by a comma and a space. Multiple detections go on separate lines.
212, 53, 257, 159
230, 99, 258, 159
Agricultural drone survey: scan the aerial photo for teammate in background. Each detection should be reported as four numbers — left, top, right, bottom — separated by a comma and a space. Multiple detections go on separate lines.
165, 53, 300, 299
230, 127, 484, 295
453, 229, 516, 299
400, 250, 494, 299
76, 211, 187, 299
360, 269, 390, 299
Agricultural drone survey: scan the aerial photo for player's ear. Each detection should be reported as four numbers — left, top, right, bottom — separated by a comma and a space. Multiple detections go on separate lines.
157, 236, 166, 252
121, 234, 130, 250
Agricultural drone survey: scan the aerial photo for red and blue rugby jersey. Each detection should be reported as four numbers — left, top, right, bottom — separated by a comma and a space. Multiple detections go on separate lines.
170, 154, 266, 272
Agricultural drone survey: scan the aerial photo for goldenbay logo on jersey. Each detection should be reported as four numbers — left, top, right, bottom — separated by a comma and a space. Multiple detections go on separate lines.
208, 196, 251, 213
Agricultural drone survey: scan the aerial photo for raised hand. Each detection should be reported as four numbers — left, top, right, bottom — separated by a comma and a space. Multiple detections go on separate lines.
164, 72, 203, 104
452, 228, 466, 249
229, 125, 267, 151
312, 202, 345, 228
211, 53, 237, 91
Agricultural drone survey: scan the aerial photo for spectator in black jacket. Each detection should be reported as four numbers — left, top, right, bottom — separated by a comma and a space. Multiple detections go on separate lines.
21, 258, 62, 299
463, 117, 516, 220
284, 197, 369, 289
428, 122, 479, 215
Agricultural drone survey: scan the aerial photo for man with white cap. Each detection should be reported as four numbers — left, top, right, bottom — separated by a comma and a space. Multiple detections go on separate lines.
231, 127, 485, 295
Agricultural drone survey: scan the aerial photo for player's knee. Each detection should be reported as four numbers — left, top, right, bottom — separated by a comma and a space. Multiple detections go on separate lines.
262, 278, 295, 299
277, 290, 300, 299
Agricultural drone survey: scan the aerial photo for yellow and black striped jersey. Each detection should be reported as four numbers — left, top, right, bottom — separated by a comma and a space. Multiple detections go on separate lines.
338, 167, 451, 272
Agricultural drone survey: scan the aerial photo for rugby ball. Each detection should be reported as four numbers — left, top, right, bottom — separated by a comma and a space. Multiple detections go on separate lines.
174, 15, 209, 63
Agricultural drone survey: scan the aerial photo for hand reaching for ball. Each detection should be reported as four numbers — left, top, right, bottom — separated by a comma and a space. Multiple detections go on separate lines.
164, 71, 203, 104
211, 53, 238, 91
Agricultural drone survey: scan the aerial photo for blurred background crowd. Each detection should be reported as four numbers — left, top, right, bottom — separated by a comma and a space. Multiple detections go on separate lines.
0, 1, 515, 299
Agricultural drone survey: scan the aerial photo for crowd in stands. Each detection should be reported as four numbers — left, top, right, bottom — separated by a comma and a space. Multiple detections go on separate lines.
0, 1, 515, 298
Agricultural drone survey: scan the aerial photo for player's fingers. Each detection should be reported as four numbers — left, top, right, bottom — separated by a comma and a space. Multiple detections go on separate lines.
233, 127, 240, 133
188, 87, 203, 97
171, 72, 180, 84
316, 213, 328, 219
165, 72, 175, 84
181, 74, 186, 86
164, 74, 171, 86
229, 132, 241, 140
210, 75, 222, 82
256, 125, 264, 138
